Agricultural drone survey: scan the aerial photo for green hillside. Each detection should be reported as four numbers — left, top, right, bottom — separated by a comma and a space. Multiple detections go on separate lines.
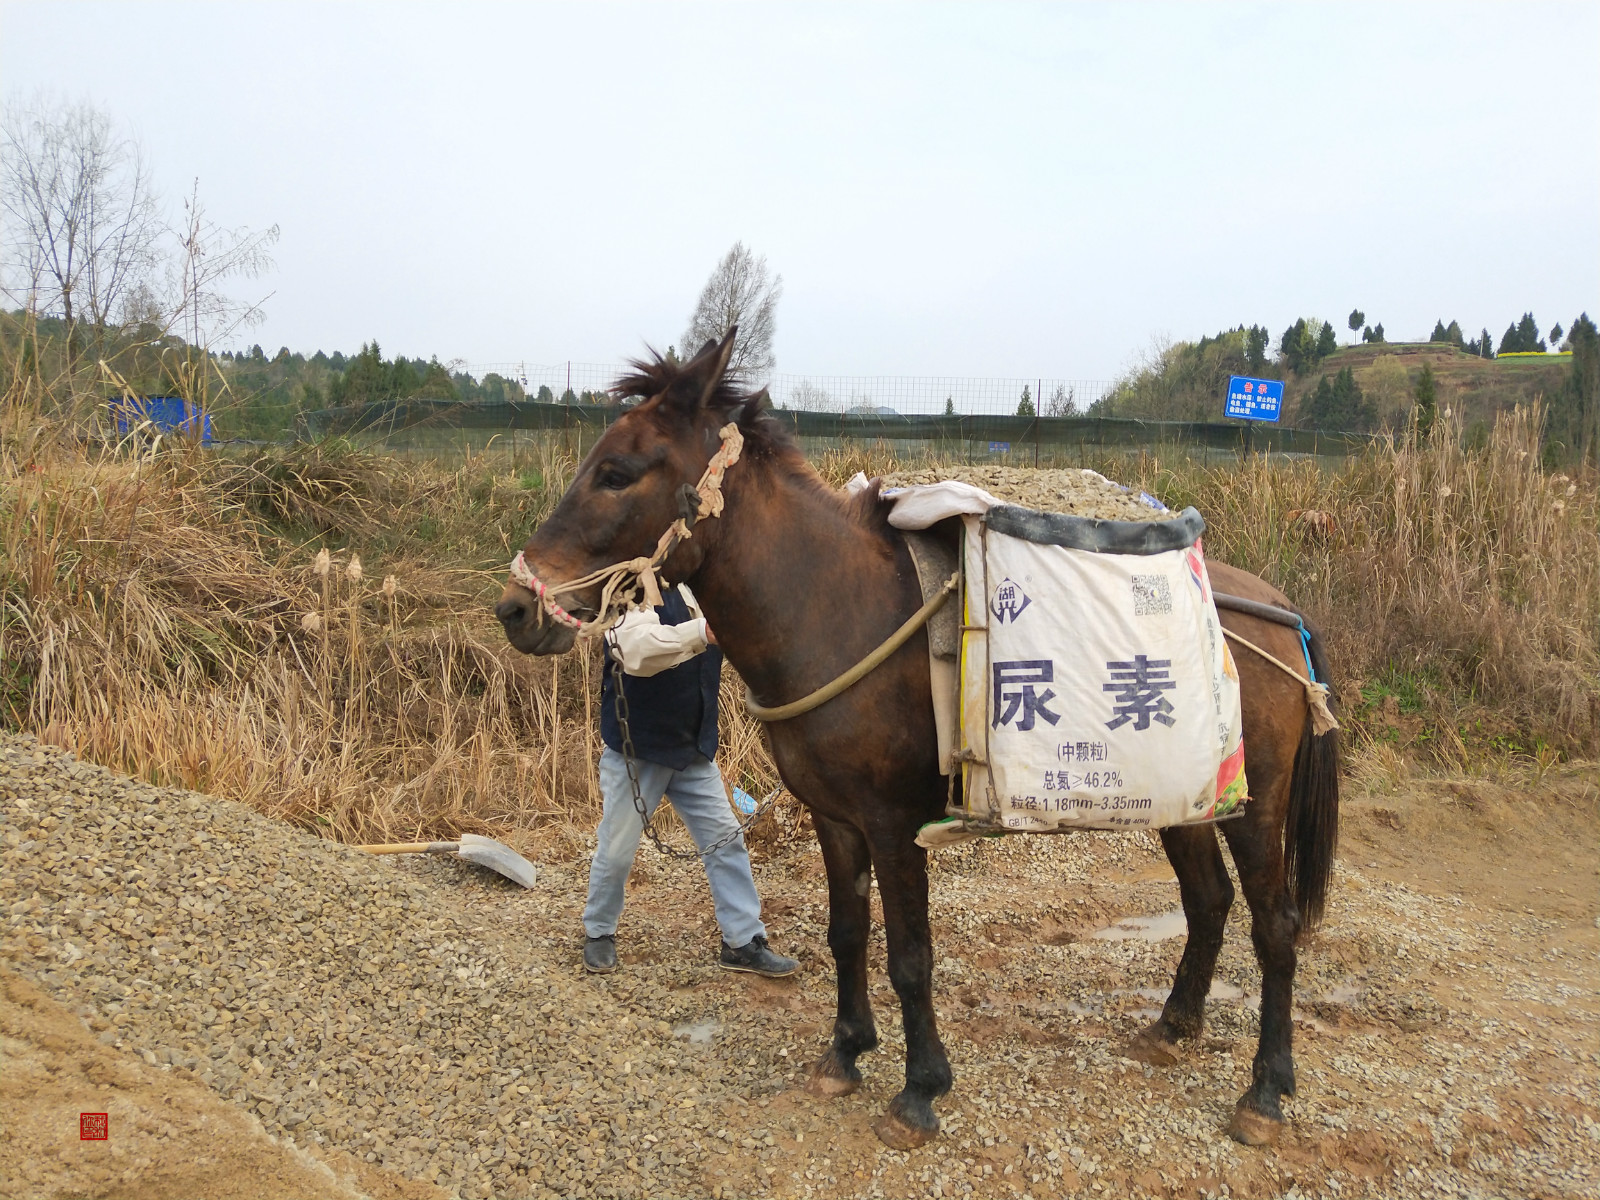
1289, 342, 1571, 433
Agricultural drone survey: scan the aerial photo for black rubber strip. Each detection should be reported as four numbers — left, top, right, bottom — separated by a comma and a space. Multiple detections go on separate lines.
984, 504, 1205, 555
1212, 592, 1304, 628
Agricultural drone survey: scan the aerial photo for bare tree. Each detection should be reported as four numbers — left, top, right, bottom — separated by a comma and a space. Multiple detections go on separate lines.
170, 178, 278, 347
786, 379, 836, 412
681, 241, 782, 377
1045, 383, 1077, 416
1, 94, 162, 364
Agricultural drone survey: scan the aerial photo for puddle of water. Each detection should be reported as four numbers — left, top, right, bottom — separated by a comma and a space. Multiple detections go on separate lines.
671, 1019, 721, 1045
1112, 987, 1169, 1004
1208, 981, 1245, 1001
1091, 909, 1187, 942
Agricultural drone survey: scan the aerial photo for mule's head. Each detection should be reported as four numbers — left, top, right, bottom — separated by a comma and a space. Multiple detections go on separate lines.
495, 330, 758, 655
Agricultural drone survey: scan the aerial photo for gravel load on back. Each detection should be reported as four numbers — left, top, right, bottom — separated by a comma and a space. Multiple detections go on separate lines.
880, 466, 1164, 522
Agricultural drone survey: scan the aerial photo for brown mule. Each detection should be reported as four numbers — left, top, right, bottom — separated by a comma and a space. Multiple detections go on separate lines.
495, 334, 1340, 1149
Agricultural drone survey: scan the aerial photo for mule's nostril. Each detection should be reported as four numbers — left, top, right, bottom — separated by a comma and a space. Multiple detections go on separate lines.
495, 598, 529, 627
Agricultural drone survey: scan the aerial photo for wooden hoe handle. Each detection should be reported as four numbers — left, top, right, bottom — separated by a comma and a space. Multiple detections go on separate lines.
356, 842, 460, 855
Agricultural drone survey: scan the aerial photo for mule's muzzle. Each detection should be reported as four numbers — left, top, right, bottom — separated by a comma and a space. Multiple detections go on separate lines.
495, 586, 579, 656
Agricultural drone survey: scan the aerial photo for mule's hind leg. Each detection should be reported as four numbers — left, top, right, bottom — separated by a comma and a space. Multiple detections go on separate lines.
1220, 814, 1301, 1146
1127, 824, 1235, 1066
806, 815, 879, 1098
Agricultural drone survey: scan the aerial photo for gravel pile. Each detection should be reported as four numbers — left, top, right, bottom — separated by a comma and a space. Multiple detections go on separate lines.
0, 732, 739, 1200
880, 466, 1164, 522
5, 730, 1597, 1200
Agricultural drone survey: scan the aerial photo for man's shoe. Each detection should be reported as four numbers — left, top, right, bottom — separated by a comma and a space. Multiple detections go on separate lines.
720, 935, 799, 978
584, 935, 618, 974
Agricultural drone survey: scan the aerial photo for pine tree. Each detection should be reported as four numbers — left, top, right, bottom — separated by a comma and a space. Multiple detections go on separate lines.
1516, 312, 1544, 352
1016, 385, 1035, 418
1430, 320, 1450, 343
1300, 366, 1373, 430
943, 396, 955, 416
1317, 321, 1338, 358
1550, 321, 1565, 347
1445, 320, 1463, 347
1414, 363, 1437, 437
1245, 325, 1270, 372
1479, 328, 1494, 359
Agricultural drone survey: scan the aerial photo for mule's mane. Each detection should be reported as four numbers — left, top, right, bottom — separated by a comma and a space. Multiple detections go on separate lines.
612, 352, 749, 412
612, 351, 897, 540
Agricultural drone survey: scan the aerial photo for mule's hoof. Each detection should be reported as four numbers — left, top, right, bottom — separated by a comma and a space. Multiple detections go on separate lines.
1123, 1031, 1181, 1067
805, 1066, 859, 1099
1226, 1101, 1285, 1146
872, 1112, 935, 1150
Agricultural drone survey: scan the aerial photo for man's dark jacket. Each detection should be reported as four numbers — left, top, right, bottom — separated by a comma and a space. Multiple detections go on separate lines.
599, 587, 722, 771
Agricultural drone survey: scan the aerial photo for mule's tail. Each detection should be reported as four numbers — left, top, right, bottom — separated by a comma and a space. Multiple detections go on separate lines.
1283, 615, 1340, 932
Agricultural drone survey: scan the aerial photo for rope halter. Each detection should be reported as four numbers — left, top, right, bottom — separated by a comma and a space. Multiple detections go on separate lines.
506, 422, 745, 637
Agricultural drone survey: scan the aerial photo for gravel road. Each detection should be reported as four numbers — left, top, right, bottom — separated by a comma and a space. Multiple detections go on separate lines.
3, 731, 1596, 1199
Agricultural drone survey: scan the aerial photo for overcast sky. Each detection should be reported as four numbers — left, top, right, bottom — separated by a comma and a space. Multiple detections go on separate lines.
3, 1, 1596, 381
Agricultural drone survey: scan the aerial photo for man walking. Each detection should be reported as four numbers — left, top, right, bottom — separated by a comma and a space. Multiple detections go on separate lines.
584, 581, 798, 979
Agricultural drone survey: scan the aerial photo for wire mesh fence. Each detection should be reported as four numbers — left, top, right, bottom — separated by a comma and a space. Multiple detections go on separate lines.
297, 393, 1376, 466
460, 362, 1113, 418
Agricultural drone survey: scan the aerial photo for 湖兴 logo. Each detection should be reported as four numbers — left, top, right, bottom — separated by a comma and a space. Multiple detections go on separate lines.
990, 578, 1031, 623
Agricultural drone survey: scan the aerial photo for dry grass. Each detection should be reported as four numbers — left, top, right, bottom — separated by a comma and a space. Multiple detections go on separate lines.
1110, 405, 1598, 763
3, 359, 1595, 860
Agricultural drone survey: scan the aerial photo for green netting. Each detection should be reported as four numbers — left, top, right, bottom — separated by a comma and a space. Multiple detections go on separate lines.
296, 399, 1375, 458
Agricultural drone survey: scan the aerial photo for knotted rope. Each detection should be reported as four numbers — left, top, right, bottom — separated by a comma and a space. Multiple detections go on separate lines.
1220, 627, 1340, 736
507, 423, 745, 636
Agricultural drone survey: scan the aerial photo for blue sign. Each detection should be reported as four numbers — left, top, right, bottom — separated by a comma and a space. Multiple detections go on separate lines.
109, 395, 213, 443
988, 441, 1011, 453
1224, 376, 1283, 422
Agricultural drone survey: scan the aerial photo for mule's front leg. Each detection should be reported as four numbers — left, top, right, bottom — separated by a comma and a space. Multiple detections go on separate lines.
1221, 816, 1301, 1146
869, 839, 952, 1150
806, 816, 878, 1098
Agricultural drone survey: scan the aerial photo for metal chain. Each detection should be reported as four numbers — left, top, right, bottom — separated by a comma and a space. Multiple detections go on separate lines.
607, 643, 781, 859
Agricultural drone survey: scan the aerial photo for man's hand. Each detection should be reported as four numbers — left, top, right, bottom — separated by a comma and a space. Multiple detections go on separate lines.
704, 623, 717, 646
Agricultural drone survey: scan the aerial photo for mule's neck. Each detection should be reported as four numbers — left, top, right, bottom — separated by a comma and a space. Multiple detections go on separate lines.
684, 450, 909, 706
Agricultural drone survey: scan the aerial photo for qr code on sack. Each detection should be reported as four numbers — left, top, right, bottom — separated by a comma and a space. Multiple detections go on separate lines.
1131, 574, 1172, 616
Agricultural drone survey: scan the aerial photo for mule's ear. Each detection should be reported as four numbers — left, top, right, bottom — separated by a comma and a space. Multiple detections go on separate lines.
665, 327, 739, 413
743, 387, 772, 418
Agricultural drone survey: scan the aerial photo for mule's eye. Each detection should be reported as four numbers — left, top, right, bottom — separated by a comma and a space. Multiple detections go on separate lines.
596, 465, 634, 491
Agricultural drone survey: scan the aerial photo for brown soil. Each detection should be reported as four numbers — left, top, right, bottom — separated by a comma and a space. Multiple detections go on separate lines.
633, 766, 1600, 1200
0, 968, 448, 1200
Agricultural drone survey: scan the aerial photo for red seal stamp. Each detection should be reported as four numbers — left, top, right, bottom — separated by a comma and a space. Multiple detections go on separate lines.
80, 1112, 109, 1140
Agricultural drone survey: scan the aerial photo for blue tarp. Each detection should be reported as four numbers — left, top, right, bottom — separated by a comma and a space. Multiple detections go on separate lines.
109, 396, 212, 444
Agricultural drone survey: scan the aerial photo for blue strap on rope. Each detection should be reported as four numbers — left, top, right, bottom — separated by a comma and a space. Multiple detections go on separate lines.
1297, 622, 1316, 684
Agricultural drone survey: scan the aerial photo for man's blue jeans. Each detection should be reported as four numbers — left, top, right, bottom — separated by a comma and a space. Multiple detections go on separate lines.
584, 747, 766, 947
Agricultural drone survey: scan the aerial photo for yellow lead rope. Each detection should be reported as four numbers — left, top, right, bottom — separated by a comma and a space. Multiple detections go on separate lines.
745, 571, 961, 722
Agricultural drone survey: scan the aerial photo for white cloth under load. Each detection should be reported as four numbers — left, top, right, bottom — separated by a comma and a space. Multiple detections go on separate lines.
605, 584, 710, 677
851, 474, 1249, 833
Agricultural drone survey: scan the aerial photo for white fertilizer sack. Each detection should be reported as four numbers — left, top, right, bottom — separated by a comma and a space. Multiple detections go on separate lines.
958, 508, 1246, 831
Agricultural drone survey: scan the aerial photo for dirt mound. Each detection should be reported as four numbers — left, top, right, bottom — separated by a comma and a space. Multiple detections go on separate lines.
0, 732, 706, 1199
